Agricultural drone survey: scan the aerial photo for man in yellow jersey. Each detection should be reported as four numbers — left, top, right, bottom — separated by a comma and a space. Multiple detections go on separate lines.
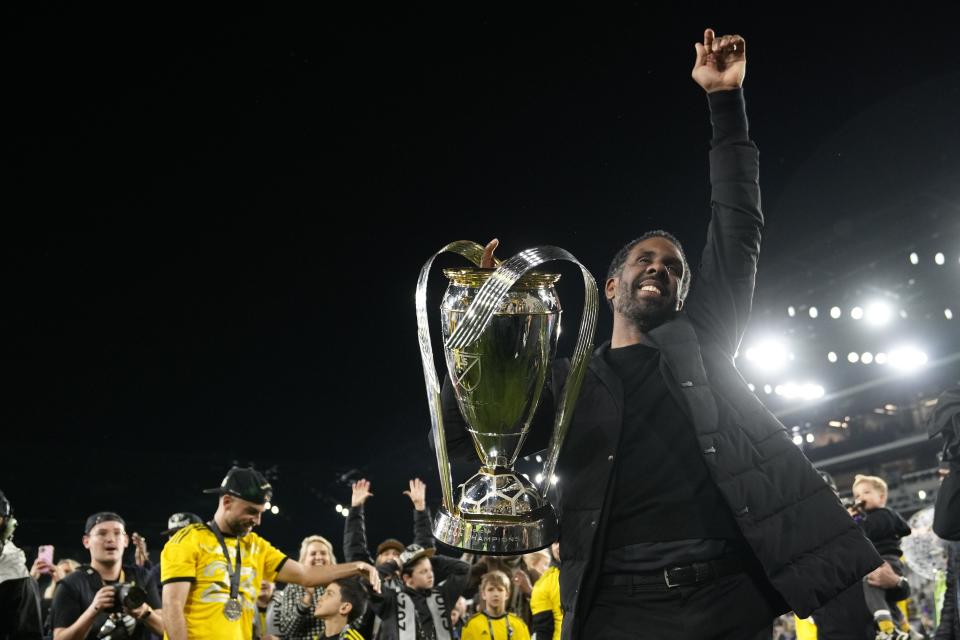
161, 467, 380, 640
529, 543, 561, 640
462, 572, 530, 640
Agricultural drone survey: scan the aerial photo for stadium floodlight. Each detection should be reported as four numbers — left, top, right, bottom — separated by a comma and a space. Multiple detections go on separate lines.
805, 433, 815, 443
830, 306, 841, 319
271, 505, 280, 515
851, 306, 864, 320
875, 352, 888, 365
827, 352, 838, 363
888, 346, 928, 372
787, 306, 796, 317
744, 340, 790, 371
935, 252, 945, 265
847, 352, 860, 363
909, 252, 919, 265
865, 301, 892, 326
809, 306, 818, 318
861, 352, 874, 365
792, 434, 803, 445
947, 309, 954, 320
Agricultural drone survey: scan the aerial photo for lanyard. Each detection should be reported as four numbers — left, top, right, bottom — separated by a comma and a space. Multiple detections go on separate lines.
207, 521, 241, 601
484, 613, 512, 640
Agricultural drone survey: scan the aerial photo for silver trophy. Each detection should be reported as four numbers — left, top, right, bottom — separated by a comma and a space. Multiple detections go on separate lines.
416, 241, 598, 554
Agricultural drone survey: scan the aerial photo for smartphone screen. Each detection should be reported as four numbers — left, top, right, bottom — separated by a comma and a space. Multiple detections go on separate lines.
37, 545, 54, 572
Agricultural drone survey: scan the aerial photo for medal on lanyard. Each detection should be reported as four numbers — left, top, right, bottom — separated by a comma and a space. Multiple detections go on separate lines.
208, 521, 244, 621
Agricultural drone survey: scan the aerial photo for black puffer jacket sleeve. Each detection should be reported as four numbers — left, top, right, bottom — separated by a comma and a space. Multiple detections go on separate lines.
343, 503, 374, 564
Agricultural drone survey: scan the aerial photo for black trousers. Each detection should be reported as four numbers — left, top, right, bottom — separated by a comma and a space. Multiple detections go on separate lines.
580, 569, 779, 639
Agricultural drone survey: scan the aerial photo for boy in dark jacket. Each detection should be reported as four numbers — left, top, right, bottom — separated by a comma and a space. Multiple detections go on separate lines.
851, 474, 912, 640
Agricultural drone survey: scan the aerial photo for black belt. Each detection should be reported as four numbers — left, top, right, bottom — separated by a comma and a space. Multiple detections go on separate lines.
598, 555, 743, 589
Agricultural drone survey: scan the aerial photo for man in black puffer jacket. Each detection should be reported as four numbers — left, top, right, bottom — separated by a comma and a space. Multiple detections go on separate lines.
438, 28, 882, 640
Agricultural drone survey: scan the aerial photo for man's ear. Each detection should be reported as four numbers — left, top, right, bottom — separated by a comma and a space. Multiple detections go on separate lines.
82, 535, 91, 550
604, 277, 618, 305
339, 601, 353, 618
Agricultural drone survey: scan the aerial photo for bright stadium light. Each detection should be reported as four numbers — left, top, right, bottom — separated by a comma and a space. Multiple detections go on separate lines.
805, 433, 815, 443
787, 306, 796, 317
909, 252, 919, 265
918, 490, 927, 500
809, 306, 818, 318
792, 434, 803, 445
850, 306, 864, 320
861, 352, 874, 364
744, 340, 791, 371
827, 352, 838, 363
535, 473, 544, 484
264, 502, 272, 510
747, 383, 756, 391
888, 346, 928, 371
271, 505, 280, 515
947, 309, 954, 320
342, 508, 349, 517
830, 306, 841, 319
778, 382, 824, 401
335, 504, 343, 513
865, 301, 892, 326
847, 352, 860, 363
763, 384, 773, 395
935, 252, 945, 265
875, 352, 888, 365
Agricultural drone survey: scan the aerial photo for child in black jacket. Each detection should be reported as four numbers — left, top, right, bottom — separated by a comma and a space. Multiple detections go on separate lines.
851, 474, 912, 640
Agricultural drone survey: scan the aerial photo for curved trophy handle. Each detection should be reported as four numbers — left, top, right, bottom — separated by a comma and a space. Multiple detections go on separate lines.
445, 247, 598, 499
416, 241, 500, 512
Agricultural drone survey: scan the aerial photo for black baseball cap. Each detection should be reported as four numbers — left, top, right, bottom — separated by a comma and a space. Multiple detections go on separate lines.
161, 512, 204, 536
84, 512, 126, 534
203, 467, 273, 505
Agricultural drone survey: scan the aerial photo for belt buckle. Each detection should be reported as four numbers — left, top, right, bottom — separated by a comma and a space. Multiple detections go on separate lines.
663, 568, 678, 589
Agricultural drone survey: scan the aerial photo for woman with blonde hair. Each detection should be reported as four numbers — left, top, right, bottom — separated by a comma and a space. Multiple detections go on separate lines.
274, 535, 337, 639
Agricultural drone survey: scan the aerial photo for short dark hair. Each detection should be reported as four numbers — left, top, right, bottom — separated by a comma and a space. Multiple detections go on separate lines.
332, 577, 368, 623
605, 230, 692, 310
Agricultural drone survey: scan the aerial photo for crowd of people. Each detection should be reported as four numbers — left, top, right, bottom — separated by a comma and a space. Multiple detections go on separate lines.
0, 457, 958, 640
0, 469, 565, 640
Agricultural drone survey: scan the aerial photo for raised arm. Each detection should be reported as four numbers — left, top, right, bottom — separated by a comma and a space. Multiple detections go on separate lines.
404, 478, 435, 547
343, 479, 375, 564
684, 29, 762, 356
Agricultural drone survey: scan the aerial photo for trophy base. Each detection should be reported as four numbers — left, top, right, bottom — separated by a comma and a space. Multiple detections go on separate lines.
433, 504, 558, 554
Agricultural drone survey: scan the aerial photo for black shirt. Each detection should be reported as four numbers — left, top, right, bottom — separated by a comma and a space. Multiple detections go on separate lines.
602, 343, 740, 554
50, 564, 161, 640
860, 507, 911, 557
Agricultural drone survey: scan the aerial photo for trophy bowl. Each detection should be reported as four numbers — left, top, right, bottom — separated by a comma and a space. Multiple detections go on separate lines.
435, 268, 561, 553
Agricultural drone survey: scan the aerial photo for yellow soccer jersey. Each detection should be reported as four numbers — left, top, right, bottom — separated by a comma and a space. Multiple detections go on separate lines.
462, 612, 531, 640
529, 565, 561, 640
161, 523, 288, 640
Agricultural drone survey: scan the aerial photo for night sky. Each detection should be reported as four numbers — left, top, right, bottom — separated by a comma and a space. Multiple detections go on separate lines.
6, 6, 960, 563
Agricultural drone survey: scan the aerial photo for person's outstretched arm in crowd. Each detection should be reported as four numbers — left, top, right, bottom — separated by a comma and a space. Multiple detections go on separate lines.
162, 560, 379, 640
404, 478, 434, 548
343, 479, 375, 564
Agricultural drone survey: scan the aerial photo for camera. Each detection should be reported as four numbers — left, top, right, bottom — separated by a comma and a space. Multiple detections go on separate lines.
108, 583, 147, 614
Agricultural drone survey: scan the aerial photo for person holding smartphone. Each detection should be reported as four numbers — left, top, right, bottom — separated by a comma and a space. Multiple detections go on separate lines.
0, 489, 43, 640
